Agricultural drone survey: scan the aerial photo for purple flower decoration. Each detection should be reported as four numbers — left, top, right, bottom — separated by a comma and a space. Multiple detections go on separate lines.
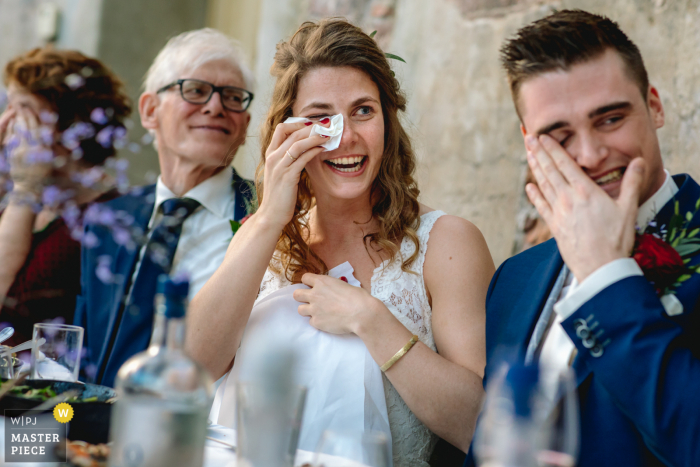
95, 261, 114, 284
82, 231, 99, 248
90, 108, 109, 125
26, 148, 53, 164
62, 203, 81, 226
39, 126, 54, 146
42, 186, 62, 206
84, 363, 98, 381
39, 110, 59, 125
51, 316, 66, 326
128, 142, 141, 154
83, 204, 101, 223
141, 133, 154, 145
98, 208, 116, 226
112, 227, 131, 246
115, 158, 129, 172
96, 126, 115, 148
113, 127, 128, 149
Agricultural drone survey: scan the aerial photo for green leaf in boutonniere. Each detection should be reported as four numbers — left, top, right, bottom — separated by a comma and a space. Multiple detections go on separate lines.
230, 219, 242, 235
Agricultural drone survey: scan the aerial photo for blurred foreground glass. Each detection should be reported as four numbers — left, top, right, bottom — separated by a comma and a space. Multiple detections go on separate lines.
236, 381, 306, 467
313, 430, 390, 467
473, 363, 579, 467
31, 323, 84, 382
0, 349, 17, 379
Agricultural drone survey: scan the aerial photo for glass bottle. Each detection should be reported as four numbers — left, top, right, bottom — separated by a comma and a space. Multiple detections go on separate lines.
108, 275, 212, 467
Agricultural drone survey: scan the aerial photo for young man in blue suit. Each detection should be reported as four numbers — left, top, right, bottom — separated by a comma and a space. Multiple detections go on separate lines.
475, 10, 700, 467
74, 29, 256, 387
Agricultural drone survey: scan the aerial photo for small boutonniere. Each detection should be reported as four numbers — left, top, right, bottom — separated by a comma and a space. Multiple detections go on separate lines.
229, 214, 251, 235
633, 198, 700, 299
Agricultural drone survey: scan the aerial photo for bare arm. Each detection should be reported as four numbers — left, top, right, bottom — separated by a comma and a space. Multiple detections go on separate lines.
0, 198, 36, 299
0, 109, 50, 301
186, 121, 329, 378
296, 215, 494, 451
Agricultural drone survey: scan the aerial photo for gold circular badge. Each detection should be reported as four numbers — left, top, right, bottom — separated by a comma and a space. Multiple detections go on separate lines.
53, 402, 74, 423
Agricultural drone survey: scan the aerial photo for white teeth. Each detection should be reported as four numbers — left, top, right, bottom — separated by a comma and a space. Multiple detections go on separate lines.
595, 169, 624, 185
326, 156, 365, 172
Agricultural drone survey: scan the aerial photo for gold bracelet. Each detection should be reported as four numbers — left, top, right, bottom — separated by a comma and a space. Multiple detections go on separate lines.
380, 335, 419, 372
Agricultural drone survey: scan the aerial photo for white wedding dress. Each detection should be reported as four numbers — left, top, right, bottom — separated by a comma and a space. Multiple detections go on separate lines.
253, 210, 445, 467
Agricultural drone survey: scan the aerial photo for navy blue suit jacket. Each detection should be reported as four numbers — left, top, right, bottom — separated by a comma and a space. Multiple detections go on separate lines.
469, 174, 700, 467
75, 169, 254, 388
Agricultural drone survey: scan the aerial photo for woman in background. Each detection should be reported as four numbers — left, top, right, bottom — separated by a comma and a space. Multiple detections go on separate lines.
0, 48, 131, 346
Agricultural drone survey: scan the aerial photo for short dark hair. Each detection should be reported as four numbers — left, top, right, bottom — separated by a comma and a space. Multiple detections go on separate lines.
500, 9, 649, 119
4, 47, 131, 166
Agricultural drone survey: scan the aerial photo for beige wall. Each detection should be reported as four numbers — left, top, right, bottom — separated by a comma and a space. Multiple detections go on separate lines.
201, 0, 700, 265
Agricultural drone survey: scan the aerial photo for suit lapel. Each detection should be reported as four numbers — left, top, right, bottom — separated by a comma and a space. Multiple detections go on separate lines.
96, 188, 156, 369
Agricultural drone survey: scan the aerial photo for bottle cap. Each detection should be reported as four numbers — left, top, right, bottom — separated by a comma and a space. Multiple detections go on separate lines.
156, 274, 190, 298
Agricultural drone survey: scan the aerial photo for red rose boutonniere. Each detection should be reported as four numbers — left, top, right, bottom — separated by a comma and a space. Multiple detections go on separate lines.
633, 199, 700, 296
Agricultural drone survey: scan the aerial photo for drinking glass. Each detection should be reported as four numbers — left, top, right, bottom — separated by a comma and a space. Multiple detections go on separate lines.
473, 362, 579, 467
313, 430, 390, 467
31, 323, 84, 382
236, 381, 307, 467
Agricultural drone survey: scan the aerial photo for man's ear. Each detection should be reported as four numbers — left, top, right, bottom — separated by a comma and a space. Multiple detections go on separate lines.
647, 85, 665, 129
139, 92, 159, 131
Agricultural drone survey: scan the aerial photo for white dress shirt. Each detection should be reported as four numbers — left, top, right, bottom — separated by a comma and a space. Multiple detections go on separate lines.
127, 168, 237, 301
539, 170, 679, 374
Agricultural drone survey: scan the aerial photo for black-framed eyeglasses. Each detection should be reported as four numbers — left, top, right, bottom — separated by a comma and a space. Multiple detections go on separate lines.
157, 78, 254, 113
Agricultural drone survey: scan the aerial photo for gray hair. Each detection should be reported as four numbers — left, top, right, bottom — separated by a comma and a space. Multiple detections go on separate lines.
143, 28, 255, 94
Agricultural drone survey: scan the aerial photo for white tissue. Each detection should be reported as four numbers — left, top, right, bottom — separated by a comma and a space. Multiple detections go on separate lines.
284, 114, 343, 151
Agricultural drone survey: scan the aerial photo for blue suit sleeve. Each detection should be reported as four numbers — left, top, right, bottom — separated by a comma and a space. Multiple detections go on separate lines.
561, 275, 700, 467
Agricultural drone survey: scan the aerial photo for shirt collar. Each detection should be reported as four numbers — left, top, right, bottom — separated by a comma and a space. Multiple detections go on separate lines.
153, 167, 233, 222
637, 169, 678, 229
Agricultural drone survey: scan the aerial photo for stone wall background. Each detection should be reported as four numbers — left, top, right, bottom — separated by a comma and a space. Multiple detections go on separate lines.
233, 0, 700, 266
1, 0, 700, 266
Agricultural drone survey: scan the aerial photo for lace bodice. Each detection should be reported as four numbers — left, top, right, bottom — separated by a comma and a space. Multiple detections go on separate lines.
256, 210, 445, 466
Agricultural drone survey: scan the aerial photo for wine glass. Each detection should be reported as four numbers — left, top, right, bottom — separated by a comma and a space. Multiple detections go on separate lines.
473, 362, 579, 467
313, 430, 390, 467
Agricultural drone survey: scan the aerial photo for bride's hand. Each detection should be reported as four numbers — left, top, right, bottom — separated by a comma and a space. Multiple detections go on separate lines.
293, 273, 384, 335
256, 119, 329, 230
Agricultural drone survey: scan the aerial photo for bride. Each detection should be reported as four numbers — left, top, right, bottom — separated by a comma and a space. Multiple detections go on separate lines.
187, 19, 494, 465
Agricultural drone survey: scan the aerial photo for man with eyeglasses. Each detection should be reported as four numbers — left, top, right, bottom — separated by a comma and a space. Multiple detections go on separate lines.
75, 29, 256, 387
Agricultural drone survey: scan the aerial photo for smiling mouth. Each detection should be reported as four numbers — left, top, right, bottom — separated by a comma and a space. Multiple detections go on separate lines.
194, 126, 231, 135
324, 156, 367, 173
593, 168, 626, 186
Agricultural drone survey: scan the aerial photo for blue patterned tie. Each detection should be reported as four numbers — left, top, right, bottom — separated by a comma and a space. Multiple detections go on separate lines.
127, 197, 201, 315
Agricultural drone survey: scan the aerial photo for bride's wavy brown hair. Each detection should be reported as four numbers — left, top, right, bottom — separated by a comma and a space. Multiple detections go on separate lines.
257, 18, 421, 282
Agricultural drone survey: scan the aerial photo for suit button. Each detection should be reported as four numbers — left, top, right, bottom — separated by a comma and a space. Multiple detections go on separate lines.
583, 335, 596, 349
573, 319, 587, 330
576, 326, 590, 340
590, 344, 604, 358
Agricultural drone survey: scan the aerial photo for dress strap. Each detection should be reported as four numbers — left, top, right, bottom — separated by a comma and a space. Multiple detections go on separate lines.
413, 210, 446, 274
